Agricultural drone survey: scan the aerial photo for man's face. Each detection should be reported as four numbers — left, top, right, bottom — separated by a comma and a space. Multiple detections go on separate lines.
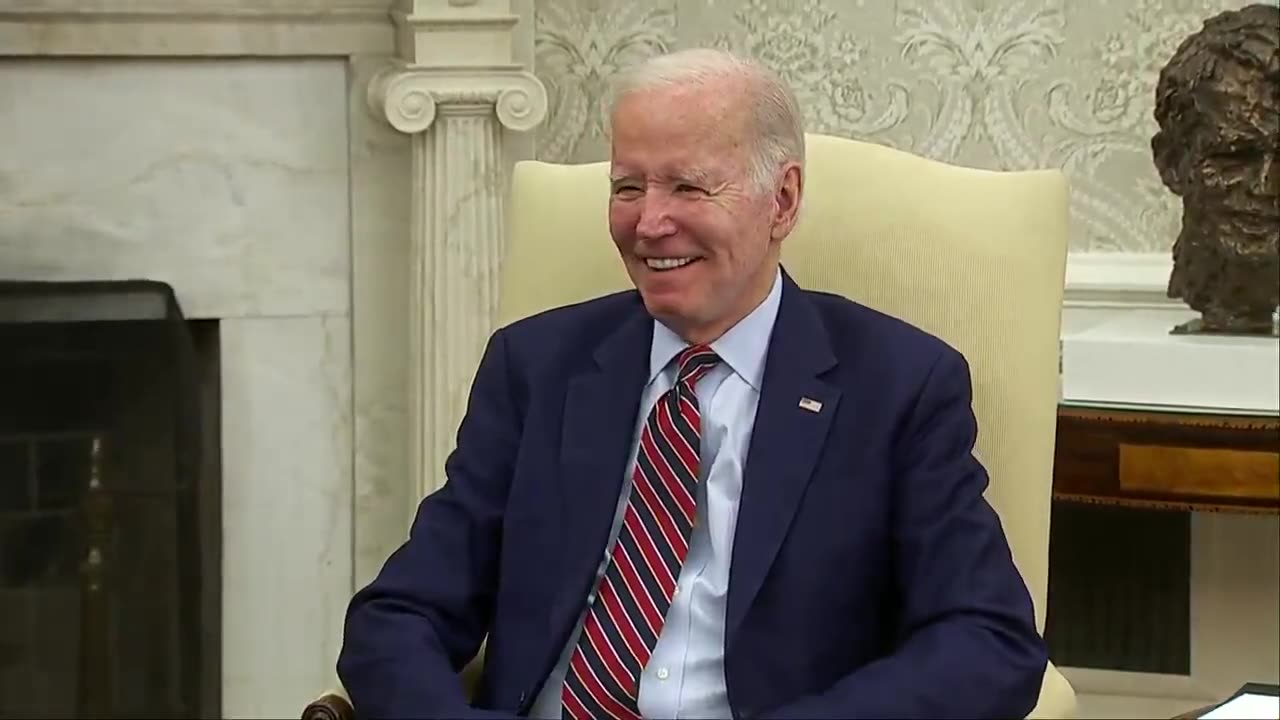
1178, 78, 1279, 251
607, 83, 801, 344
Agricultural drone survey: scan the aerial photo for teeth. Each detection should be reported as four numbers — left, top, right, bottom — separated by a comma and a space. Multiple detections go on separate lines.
645, 257, 695, 270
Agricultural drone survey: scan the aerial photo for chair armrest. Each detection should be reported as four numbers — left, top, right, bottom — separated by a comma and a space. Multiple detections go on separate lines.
1028, 661, 1078, 719
300, 652, 484, 720
1172, 704, 1218, 719
301, 690, 354, 720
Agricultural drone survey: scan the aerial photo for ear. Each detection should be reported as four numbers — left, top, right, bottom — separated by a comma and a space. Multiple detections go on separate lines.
770, 161, 804, 240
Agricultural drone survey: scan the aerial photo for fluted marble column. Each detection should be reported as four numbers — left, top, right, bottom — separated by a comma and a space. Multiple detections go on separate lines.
368, 30, 547, 501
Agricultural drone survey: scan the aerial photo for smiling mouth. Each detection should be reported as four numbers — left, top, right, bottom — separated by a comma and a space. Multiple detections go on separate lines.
644, 257, 700, 271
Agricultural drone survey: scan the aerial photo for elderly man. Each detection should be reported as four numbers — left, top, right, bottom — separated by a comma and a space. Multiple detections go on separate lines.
337, 49, 1047, 719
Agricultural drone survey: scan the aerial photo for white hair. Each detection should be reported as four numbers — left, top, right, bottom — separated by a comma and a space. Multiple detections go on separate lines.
609, 48, 806, 193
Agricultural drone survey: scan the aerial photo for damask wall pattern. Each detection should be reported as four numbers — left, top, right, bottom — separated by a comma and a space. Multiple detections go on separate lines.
532, 0, 1263, 254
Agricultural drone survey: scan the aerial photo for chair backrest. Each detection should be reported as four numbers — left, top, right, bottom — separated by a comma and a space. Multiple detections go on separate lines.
498, 133, 1069, 631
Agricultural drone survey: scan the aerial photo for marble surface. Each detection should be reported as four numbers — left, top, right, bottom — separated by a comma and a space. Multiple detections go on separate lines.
0, 38, 541, 716
347, 54, 415, 589
0, 0, 395, 56
219, 316, 354, 718
0, 55, 365, 715
1062, 309, 1280, 413
0, 58, 351, 319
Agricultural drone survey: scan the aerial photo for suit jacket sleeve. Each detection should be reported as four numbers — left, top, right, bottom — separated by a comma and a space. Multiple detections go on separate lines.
337, 329, 521, 720
762, 347, 1048, 719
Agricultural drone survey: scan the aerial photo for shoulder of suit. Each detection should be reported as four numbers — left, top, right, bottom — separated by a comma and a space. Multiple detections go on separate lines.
495, 289, 643, 343
797, 287, 962, 361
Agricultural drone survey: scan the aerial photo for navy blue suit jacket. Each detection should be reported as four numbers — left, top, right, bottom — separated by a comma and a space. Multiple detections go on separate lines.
338, 271, 1048, 719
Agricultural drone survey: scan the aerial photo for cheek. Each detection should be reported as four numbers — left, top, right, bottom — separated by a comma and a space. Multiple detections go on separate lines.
713, 219, 772, 265
608, 204, 638, 244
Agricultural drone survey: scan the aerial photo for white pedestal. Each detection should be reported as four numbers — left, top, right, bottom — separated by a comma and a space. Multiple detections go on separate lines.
1061, 309, 1280, 414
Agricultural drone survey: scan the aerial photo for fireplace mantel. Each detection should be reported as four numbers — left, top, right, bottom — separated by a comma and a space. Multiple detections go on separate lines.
0, 1, 544, 715
0, 0, 398, 56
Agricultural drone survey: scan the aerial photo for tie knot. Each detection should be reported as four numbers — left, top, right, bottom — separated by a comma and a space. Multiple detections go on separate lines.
676, 344, 719, 386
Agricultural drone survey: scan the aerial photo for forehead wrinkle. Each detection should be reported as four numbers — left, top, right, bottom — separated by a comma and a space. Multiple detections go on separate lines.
664, 166, 717, 184
610, 164, 721, 186
609, 83, 754, 186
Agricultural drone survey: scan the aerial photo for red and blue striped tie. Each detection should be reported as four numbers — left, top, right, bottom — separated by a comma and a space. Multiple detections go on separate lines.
561, 344, 720, 720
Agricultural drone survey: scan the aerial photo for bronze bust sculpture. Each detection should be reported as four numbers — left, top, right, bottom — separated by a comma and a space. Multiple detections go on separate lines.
1151, 3, 1279, 335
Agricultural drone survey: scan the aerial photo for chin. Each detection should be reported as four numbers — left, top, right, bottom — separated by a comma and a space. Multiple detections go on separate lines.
638, 292, 680, 318
637, 291, 692, 327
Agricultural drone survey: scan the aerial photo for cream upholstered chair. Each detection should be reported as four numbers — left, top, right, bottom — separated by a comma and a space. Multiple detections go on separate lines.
494, 132, 1077, 718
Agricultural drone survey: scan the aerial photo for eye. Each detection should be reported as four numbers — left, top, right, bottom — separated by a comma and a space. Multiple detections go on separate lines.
612, 184, 642, 198
675, 184, 706, 195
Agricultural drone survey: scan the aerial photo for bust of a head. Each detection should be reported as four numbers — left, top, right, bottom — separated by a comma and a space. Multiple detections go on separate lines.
1151, 3, 1279, 333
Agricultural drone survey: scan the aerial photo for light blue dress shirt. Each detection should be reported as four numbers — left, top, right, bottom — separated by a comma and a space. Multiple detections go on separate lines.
531, 270, 782, 720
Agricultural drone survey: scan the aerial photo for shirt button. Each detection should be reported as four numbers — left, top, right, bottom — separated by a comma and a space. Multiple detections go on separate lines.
656, 667, 670, 680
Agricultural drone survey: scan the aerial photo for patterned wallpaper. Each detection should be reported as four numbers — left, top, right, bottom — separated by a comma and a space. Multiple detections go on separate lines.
531, 0, 1263, 253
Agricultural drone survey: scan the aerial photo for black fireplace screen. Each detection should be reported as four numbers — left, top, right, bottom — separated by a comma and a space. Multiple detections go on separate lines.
0, 280, 219, 719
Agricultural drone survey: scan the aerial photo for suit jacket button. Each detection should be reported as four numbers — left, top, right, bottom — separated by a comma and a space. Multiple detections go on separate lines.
518, 691, 528, 705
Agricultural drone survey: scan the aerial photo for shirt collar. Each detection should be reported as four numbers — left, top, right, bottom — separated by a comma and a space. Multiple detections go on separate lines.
649, 267, 782, 392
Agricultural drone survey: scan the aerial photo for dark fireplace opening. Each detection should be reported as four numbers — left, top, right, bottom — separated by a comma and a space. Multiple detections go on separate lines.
0, 280, 221, 720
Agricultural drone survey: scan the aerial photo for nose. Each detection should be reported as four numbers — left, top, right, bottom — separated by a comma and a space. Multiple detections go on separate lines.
634, 193, 677, 240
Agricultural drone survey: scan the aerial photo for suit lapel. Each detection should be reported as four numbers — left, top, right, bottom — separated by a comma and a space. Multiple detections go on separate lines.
548, 301, 652, 639
727, 273, 841, 645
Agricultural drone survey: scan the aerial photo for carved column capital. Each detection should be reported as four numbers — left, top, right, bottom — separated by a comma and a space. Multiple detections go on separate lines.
372, 0, 543, 502
367, 62, 548, 134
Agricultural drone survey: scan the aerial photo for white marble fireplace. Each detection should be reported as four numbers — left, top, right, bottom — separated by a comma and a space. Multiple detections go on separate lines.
2, 55, 357, 717
0, 1, 541, 716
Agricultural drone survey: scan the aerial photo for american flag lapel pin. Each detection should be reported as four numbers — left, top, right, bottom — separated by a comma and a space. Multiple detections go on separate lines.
798, 397, 823, 413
